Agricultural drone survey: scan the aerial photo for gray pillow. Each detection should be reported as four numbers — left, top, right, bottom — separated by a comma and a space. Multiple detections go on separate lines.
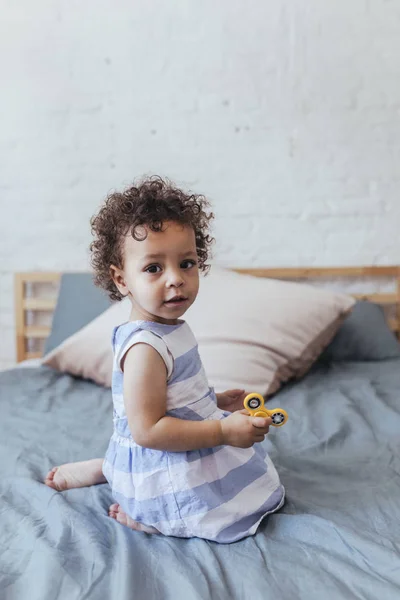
44, 273, 111, 354
319, 301, 400, 362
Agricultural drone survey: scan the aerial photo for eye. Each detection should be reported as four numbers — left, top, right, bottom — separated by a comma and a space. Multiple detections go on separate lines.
145, 264, 162, 274
181, 259, 197, 270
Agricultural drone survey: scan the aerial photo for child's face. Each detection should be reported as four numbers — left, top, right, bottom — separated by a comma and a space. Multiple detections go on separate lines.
111, 221, 200, 324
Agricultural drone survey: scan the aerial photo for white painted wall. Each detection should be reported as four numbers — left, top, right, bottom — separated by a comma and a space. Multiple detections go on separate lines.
1, 0, 400, 369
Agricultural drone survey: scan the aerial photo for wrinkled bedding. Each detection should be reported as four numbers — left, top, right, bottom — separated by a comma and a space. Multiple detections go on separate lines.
1, 360, 399, 600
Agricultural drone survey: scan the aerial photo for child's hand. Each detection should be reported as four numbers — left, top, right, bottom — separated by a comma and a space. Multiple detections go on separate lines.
220, 410, 272, 448
216, 389, 247, 413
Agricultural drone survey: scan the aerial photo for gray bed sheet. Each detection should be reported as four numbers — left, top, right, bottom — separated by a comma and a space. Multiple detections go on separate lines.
1, 360, 400, 600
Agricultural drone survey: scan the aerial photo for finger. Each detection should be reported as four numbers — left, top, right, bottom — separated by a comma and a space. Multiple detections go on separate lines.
251, 417, 272, 428
253, 430, 267, 439
239, 409, 250, 415
227, 389, 245, 398
257, 427, 270, 435
255, 422, 270, 431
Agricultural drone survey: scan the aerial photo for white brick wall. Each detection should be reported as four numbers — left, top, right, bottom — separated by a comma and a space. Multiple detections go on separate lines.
1, 0, 400, 369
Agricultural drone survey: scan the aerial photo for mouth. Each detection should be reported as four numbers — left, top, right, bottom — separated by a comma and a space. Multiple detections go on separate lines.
164, 296, 188, 307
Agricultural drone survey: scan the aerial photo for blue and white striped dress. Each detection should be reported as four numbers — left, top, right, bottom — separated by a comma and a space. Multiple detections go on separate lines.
102, 319, 285, 543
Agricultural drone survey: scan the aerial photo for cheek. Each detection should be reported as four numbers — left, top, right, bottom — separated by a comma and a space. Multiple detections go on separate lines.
190, 271, 200, 292
145, 279, 163, 297
131, 278, 148, 297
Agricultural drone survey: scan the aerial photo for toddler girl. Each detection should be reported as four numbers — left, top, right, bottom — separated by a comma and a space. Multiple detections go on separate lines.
45, 176, 285, 543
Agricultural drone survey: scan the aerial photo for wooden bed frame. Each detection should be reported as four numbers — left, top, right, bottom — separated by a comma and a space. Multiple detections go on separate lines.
14, 266, 400, 362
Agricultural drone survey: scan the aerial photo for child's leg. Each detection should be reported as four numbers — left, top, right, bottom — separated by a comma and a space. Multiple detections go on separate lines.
45, 460, 160, 534
44, 458, 106, 491
108, 503, 160, 534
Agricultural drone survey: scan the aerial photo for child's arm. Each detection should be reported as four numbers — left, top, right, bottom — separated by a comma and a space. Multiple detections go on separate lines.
123, 344, 271, 452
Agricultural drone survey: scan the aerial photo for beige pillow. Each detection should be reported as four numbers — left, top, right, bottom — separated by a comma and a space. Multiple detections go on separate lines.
43, 300, 130, 388
42, 267, 355, 394
186, 267, 355, 395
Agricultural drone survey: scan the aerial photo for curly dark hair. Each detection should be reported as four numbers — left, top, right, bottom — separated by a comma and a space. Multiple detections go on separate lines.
90, 176, 215, 301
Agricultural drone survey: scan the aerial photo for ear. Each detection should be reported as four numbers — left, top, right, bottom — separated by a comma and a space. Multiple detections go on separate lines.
110, 265, 129, 297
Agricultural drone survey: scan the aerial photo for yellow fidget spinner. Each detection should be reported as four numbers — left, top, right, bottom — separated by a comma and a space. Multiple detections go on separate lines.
244, 393, 288, 427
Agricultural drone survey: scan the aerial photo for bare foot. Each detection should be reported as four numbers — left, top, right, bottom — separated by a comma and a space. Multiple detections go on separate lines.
44, 458, 106, 491
108, 503, 160, 534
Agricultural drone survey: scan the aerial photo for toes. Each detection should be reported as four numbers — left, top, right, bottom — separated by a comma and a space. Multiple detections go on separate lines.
110, 505, 130, 528
44, 467, 58, 489
46, 467, 57, 481
45, 467, 68, 492
108, 503, 119, 519
107, 505, 159, 534
44, 480, 58, 490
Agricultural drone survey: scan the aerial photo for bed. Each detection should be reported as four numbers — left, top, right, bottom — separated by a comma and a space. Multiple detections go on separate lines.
1, 267, 400, 600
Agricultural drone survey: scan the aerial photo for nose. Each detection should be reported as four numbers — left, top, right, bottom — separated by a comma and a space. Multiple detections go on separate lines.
165, 268, 184, 288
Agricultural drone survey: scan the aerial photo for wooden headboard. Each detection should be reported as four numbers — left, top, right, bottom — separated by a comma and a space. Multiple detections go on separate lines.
14, 266, 400, 362
14, 272, 61, 362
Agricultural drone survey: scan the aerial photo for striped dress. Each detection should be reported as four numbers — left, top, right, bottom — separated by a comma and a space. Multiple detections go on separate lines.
102, 319, 285, 543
